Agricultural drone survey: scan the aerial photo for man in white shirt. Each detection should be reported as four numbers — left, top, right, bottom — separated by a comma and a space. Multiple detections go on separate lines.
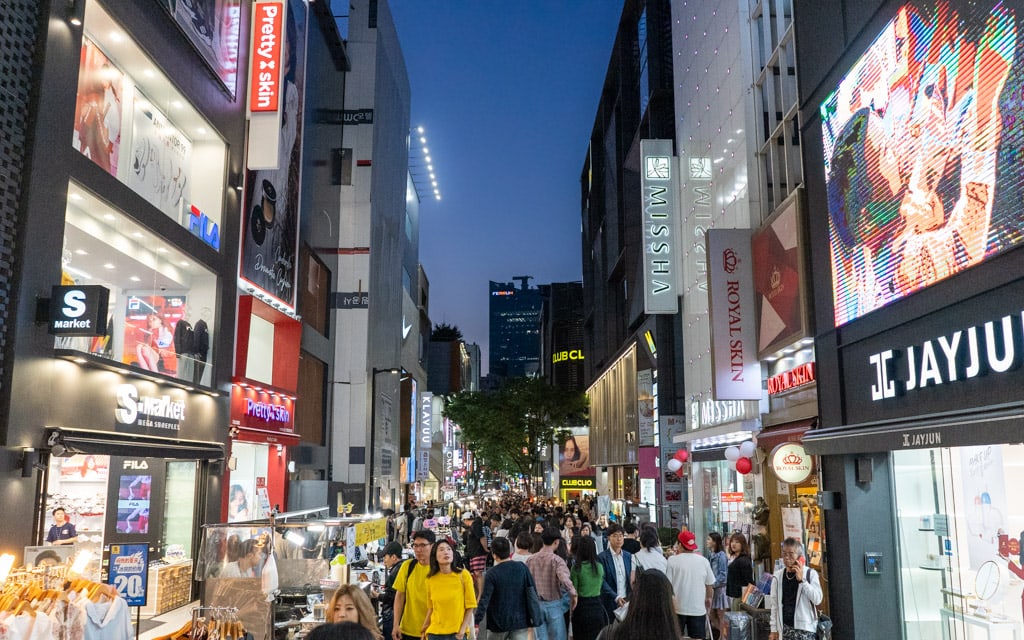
665, 530, 715, 639
597, 523, 634, 619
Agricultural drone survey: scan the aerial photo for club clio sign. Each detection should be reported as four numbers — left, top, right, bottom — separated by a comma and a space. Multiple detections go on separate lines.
640, 139, 680, 314
248, 0, 284, 113
770, 443, 813, 483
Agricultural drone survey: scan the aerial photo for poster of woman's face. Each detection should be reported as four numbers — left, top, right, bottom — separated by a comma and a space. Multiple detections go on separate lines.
122, 295, 187, 374
72, 39, 123, 177
559, 434, 592, 476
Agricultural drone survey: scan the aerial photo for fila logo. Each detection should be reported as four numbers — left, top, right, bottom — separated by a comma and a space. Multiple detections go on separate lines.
123, 460, 149, 470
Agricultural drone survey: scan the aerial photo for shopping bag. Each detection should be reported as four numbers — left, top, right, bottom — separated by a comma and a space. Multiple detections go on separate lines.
816, 612, 833, 640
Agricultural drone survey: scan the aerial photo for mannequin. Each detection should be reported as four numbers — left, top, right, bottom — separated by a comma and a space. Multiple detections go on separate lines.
192, 306, 211, 384
174, 305, 195, 382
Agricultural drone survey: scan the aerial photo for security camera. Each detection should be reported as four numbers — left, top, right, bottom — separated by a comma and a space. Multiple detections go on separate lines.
160, 286, 167, 291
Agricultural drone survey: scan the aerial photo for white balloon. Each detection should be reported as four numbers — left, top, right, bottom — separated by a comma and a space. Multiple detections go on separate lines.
725, 446, 741, 462
739, 441, 757, 458
667, 458, 683, 473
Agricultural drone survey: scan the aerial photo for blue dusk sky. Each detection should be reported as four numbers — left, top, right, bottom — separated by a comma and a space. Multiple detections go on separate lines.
389, 1, 624, 370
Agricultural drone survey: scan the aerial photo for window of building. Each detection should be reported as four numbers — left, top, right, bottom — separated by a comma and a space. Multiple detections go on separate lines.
60, 181, 218, 385
73, 1, 227, 248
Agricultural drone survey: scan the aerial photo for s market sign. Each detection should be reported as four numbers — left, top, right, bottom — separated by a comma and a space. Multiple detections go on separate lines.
49, 285, 110, 336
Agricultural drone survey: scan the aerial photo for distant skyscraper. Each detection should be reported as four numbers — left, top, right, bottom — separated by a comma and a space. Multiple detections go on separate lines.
540, 282, 585, 392
489, 277, 542, 378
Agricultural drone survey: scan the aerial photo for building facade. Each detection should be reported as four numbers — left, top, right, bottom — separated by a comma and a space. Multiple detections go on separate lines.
796, 0, 1024, 638
540, 281, 586, 393
488, 277, 542, 378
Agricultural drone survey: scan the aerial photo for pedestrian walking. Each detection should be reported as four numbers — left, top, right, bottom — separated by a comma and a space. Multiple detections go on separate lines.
665, 531, 715, 639
599, 568, 682, 640
326, 584, 383, 640
726, 533, 754, 612
633, 527, 668, 574
570, 536, 609, 640
706, 532, 729, 639
767, 538, 823, 640
392, 529, 436, 640
378, 542, 405, 640
475, 537, 540, 640
597, 524, 634, 620
423, 538, 477, 640
526, 527, 578, 640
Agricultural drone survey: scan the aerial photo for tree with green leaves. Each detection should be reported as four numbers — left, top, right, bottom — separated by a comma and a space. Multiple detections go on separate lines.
443, 377, 588, 496
431, 322, 463, 341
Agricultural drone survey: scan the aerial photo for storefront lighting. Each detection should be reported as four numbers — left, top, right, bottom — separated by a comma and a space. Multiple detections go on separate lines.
130, 276, 140, 282
284, 530, 306, 546
0, 554, 14, 583
144, 69, 155, 77
103, 213, 116, 221
69, 192, 83, 201
66, 0, 82, 26
307, 523, 325, 533
74, 248, 88, 255
287, 460, 295, 473
103, 263, 115, 269
69, 550, 93, 575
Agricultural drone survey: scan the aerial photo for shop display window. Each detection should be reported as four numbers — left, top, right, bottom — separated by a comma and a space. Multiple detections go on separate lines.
229, 442, 271, 522
894, 445, 1024, 640
59, 182, 218, 385
43, 454, 111, 558
163, 461, 199, 558
72, 1, 227, 246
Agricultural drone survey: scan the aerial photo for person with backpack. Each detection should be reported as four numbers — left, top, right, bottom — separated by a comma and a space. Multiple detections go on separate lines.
378, 542, 405, 640
475, 537, 539, 640
392, 529, 436, 640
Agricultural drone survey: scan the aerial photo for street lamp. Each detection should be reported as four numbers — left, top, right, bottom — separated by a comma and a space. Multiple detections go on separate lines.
368, 367, 401, 512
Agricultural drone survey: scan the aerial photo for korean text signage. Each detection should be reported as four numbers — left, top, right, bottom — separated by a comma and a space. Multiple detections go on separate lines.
770, 443, 813, 483
315, 108, 374, 125
249, 1, 285, 113
230, 386, 296, 434
417, 394, 432, 481
640, 139, 679, 314
49, 285, 109, 336
108, 544, 149, 606
768, 362, 816, 395
354, 517, 388, 546
706, 230, 760, 400
560, 477, 596, 490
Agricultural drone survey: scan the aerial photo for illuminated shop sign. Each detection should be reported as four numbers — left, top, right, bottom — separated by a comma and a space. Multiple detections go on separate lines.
641, 140, 679, 314
187, 204, 220, 250
115, 384, 185, 431
868, 311, 1024, 402
768, 362, 816, 395
560, 477, 596, 490
770, 443, 813, 483
49, 285, 110, 336
491, 290, 514, 296
230, 385, 296, 433
821, 1, 1024, 327
707, 230, 760, 400
418, 393, 432, 481
690, 398, 759, 430
552, 349, 584, 363
246, 400, 290, 423
248, 1, 285, 113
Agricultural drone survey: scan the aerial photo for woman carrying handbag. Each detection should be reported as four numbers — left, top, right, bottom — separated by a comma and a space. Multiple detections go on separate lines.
767, 538, 823, 640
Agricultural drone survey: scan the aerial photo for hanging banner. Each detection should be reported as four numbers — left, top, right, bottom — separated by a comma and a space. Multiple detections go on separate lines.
707, 229, 761, 400
637, 370, 655, 446
355, 518, 388, 546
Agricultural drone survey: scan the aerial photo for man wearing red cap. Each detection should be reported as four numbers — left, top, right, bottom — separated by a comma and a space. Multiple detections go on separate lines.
665, 530, 716, 639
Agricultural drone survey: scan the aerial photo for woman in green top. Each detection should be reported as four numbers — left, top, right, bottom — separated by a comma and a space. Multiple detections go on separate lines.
571, 536, 609, 640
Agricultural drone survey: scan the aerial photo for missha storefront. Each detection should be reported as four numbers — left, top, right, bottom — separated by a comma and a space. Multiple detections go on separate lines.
798, 1, 1024, 638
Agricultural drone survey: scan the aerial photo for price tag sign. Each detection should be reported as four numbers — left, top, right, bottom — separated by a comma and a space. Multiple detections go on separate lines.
108, 544, 148, 606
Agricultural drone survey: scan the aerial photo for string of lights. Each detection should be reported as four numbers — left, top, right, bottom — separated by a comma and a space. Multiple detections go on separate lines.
409, 125, 441, 201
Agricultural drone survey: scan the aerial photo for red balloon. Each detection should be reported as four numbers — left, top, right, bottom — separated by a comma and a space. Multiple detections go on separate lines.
735, 457, 752, 474
673, 449, 689, 462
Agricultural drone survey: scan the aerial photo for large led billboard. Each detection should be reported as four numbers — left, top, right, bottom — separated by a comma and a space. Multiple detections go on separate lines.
821, 1, 1021, 326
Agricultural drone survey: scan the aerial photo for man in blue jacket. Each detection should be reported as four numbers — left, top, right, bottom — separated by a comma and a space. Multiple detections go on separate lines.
476, 536, 538, 640
597, 523, 635, 619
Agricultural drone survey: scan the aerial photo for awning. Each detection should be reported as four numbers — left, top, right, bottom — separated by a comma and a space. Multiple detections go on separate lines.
756, 418, 817, 452
802, 405, 1024, 455
233, 426, 300, 447
49, 428, 224, 460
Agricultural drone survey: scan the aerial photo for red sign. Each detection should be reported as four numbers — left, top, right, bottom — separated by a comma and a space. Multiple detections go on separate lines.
721, 492, 745, 503
249, 1, 285, 113
230, 384, 295, 434
768, 362, 816, 395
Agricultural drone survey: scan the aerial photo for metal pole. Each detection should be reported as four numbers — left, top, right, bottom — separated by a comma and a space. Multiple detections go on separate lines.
368, 371, 378, 514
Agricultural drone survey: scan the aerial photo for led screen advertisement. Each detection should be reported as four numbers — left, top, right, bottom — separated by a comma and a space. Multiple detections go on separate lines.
821, 1, 1022, 327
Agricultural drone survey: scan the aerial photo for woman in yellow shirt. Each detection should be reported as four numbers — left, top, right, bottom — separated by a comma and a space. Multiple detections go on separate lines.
421, 538, 477, 640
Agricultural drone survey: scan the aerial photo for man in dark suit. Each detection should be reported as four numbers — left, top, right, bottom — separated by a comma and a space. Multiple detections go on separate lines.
597, 523, 634, 618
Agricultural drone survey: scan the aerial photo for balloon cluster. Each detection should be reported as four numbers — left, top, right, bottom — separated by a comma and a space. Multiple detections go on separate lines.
666, 448, 689, 473
725, 440, 757, 474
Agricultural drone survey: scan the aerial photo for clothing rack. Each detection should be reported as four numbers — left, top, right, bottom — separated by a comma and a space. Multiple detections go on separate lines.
188, 605, 247, 640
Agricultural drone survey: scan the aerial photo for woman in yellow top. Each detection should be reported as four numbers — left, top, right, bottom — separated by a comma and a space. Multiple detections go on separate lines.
421, 538, 477, 640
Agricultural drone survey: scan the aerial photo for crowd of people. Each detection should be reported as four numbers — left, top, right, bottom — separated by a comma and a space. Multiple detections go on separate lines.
310, 494, 822, 640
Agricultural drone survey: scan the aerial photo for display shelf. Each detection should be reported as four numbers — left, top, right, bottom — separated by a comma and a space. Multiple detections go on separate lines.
139, 559, 193, 617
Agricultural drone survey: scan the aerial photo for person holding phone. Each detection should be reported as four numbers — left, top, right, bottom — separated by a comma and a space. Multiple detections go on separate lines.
767, 538, 823, 640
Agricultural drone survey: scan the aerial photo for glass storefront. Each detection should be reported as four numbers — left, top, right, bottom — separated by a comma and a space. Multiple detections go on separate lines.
74, 1, 227, 243
894, 444, 1024, 640
60, 182, 218, 384
228, 442, 273, 522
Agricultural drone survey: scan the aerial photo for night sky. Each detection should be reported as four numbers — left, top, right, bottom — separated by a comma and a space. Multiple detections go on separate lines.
389, 1, 624, 370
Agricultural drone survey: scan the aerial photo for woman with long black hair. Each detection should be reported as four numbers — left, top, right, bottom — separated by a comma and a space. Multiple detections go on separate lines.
570, 536, 609, 640
604, 569, 682, 640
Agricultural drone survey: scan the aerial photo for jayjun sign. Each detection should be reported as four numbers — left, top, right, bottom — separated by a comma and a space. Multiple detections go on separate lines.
640, 139, 680, 314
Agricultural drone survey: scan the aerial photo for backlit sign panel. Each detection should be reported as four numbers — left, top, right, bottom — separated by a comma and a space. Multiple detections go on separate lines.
49, 285, 109, 336
821, 1, 1024, 327
249, 1, 284, 113
641, 140, 680, 314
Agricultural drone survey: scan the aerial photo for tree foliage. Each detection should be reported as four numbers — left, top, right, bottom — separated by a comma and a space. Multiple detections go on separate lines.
443, 377, 588, 495
431, 323, 463, 342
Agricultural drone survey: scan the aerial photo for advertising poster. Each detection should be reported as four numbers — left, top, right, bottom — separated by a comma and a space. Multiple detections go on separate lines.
559, 432, 592, 477
753, 199, 805, 354
123, 295, 187, 376
239, 0, 308, 308
72, 38, 123, 177
59, 454, 109, 481
115, 475, 151, 534
637, 370, 655, 446
227, 482, 253, 522
960, 445, 1008, 569
127, 89, 192, 220
108, 544, 149, 606
157, 0, 241, 97
659, 415, 687, 528
821, 1, 1024, 327
782, 506, 804, 542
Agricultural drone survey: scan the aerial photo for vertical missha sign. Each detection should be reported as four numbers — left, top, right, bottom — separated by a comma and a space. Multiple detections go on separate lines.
249, 1, 284, 114
707, 229, 761, 400
640, 139, 680, 314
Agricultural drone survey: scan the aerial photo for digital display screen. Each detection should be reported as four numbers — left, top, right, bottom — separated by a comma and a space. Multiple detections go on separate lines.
821, 1, 1023, 326
116, 474, 151, 534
